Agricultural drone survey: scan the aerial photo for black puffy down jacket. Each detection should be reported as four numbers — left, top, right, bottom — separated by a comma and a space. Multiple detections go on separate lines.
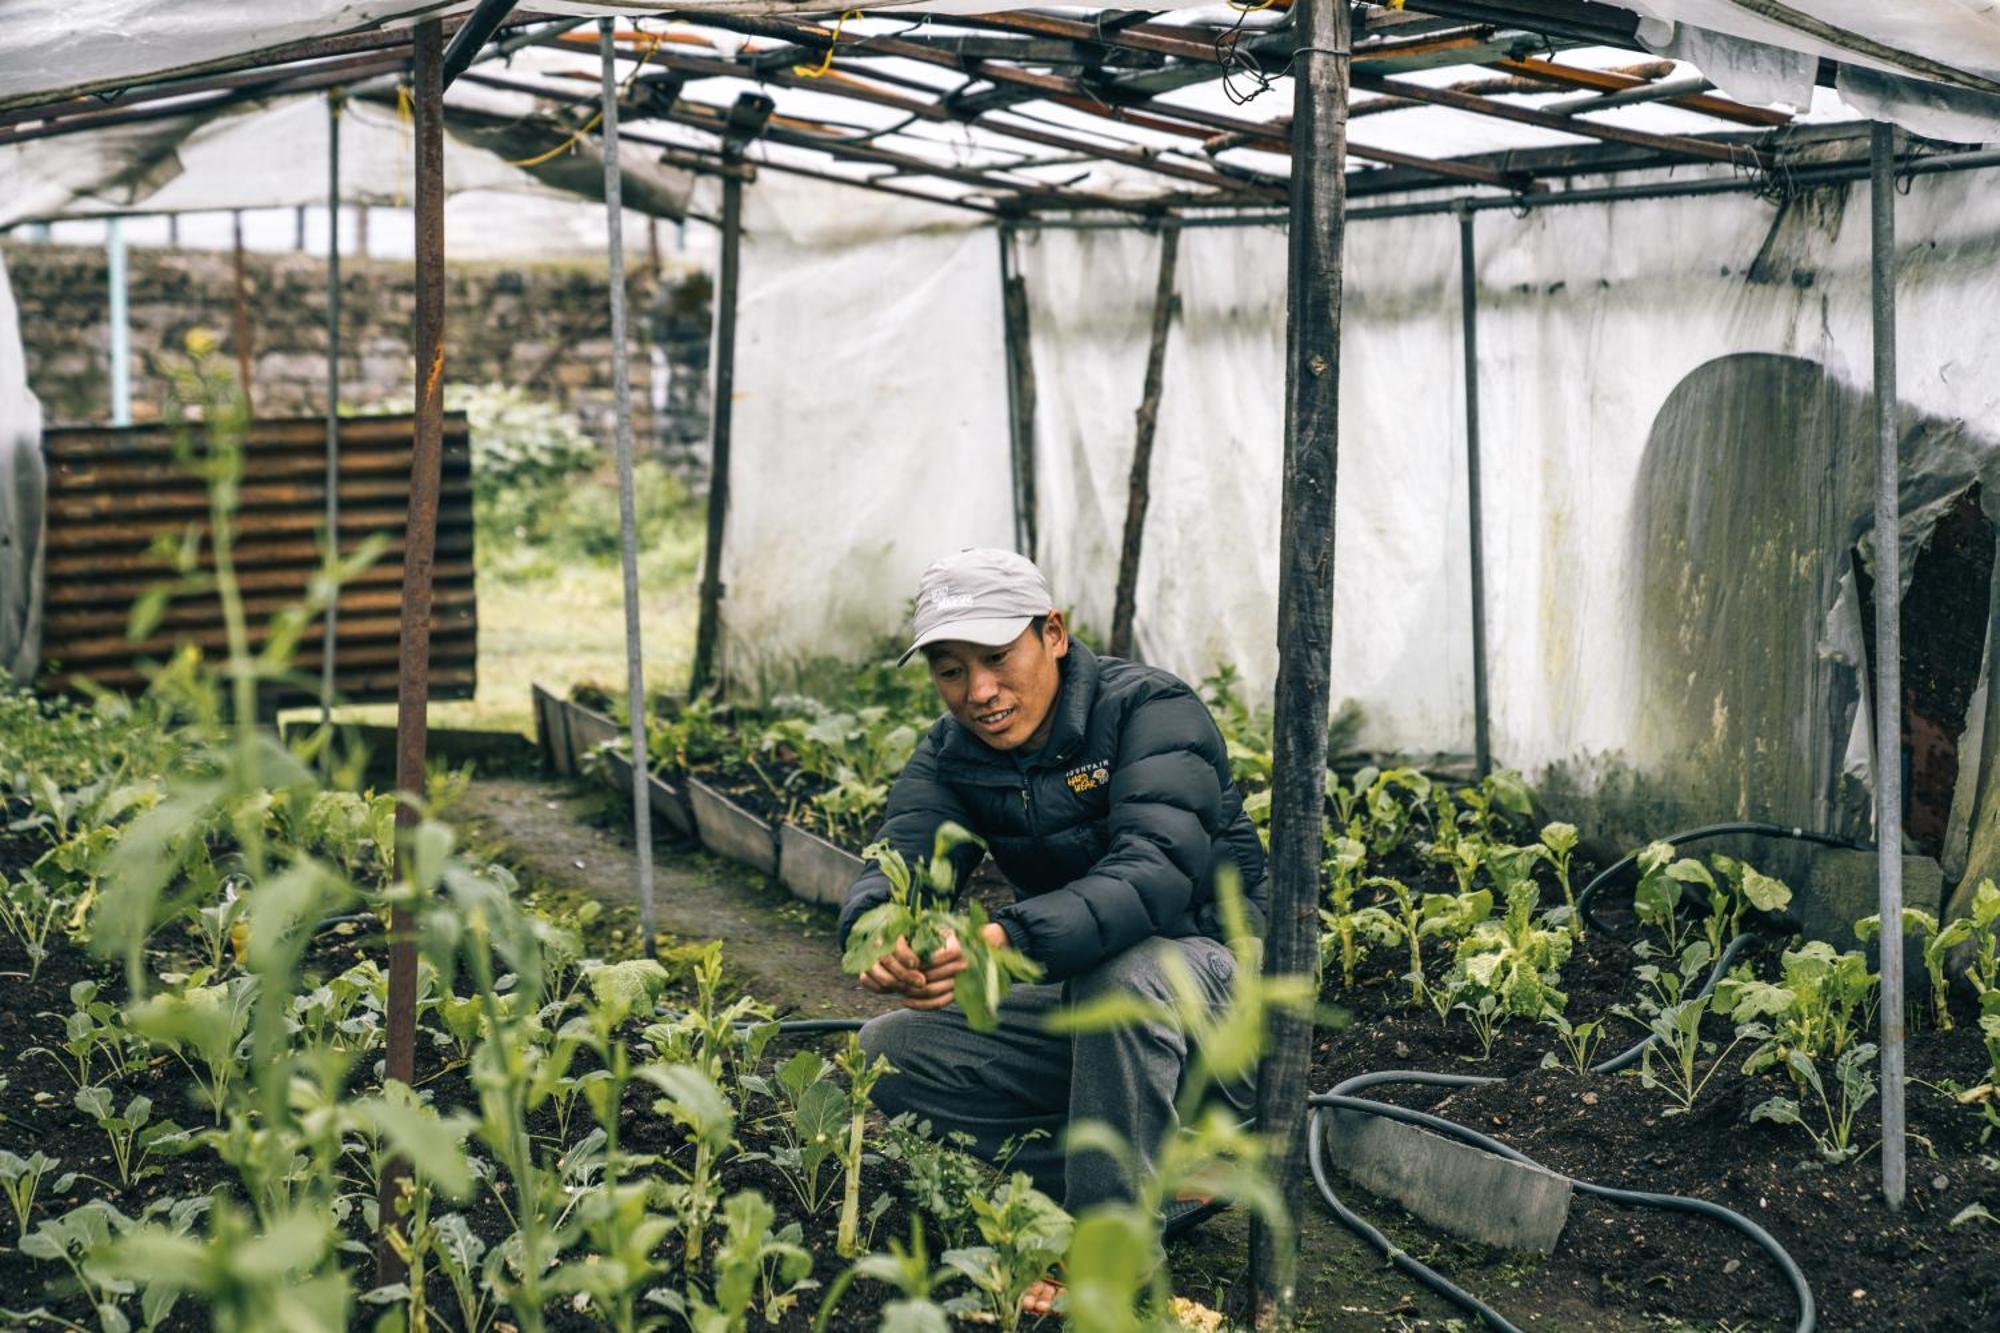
834, 642, 1270, 982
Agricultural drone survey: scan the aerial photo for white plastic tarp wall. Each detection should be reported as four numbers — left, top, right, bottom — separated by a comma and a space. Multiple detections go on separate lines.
716, 175, 1014, 688
1019, 169, 2000, 831
0, 251, 44, 682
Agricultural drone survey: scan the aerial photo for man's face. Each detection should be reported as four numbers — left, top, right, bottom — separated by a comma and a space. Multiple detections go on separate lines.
925, 613, 1069, 752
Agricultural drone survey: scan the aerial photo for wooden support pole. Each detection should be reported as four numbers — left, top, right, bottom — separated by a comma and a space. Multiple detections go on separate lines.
690, 164, 742, 696
1108, 224, 1180, 661
1869, 119, 1907, 1212
1254, 0, 1349, 1324
377, 16, 445, 1289
1458, 206, 1491, 776
998, 226, 1040, 561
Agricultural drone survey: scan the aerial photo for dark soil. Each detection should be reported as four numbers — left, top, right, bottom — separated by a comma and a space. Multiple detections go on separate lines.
0, 913, 1019, 1331
1310, 874, 2000, 1333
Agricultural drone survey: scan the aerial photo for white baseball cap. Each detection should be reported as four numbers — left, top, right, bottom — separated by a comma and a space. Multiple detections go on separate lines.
898, 548, 1056, 666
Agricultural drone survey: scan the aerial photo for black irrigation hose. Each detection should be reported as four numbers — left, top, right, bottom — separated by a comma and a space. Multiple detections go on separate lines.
1576, 820, 1873, 938
1311, 821, 1869, 1333
1308, 1070, 1817, 1333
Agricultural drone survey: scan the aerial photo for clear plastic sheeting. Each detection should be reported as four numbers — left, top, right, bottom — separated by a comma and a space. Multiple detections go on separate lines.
1629, 1, 2000, 92
0, 253, 44, 683
714, 174, 1014, 688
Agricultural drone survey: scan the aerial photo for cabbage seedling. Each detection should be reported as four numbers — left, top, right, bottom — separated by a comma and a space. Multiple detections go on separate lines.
836, 1033, 893, 1258
1539, 823, 1580, 938
1856, 908, 1954, 1031
1751, 1042, 1879, 1163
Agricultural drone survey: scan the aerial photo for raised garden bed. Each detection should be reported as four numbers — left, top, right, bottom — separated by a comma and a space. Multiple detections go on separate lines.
687, 776, 780, 876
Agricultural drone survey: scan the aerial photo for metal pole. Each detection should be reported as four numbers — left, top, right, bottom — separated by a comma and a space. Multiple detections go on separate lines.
1253, 0, 1349, 1323
322, 89, 343, 742
379, 17, 445, 1287
1459, 206, 1491, 776
601, 20, 659, 958
690, 168, 742, 696
229, 210, 255, 413
1869, 119, 1907, 1214
106, 218, 130, 427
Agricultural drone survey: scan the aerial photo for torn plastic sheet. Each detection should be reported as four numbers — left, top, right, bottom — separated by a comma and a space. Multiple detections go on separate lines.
1636, 17, 1819, 110
0, 93, 696, 228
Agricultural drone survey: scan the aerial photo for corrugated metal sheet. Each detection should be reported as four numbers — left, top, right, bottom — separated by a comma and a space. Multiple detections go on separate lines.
40, 413, 476, 704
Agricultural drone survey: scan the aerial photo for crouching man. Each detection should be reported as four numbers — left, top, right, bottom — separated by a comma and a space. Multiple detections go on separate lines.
836, 548, 1268, 1305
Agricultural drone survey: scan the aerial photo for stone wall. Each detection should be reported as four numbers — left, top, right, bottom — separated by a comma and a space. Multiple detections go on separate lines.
1, 241, 713, 478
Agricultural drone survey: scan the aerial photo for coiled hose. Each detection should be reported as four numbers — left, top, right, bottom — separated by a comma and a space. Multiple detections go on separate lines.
674, 823, 1859, 1330
1313, 823, 1872, 1333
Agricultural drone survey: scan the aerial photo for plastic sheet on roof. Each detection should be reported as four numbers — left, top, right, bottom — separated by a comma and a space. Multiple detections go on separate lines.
716, 164, 2000, 859
0, 92, 696, 228
1630, 0, 2000, 91
0, 252, 44, 682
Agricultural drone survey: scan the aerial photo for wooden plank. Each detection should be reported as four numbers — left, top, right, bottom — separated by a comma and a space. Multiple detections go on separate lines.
1109, 225, 1180, 660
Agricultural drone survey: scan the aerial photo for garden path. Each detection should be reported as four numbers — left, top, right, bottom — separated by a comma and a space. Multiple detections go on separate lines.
460, 775, 898, 1020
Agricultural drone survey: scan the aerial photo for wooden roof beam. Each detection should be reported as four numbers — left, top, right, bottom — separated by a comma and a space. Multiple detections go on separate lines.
1493, 58, 1792, 127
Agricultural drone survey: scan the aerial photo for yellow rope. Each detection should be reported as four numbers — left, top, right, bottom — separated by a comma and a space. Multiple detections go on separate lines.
792, 10, 864, 79
1228, 0, 1281, 11
503, 28, 664, 168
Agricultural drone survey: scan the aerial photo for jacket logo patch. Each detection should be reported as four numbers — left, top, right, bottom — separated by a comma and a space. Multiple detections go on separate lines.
1065, 762, 1112, 794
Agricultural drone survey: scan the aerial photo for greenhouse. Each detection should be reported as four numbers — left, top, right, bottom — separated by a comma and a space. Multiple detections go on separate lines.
1, 1, 1998, 1329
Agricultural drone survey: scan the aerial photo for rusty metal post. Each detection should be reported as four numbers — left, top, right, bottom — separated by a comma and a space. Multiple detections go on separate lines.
601, 19, 659, 955
690, 167, 742, 695
322, 89, 343, 739
1253, 0, 1350, 1323
1458, 204, 1491, 776
378, 17, 446, 1287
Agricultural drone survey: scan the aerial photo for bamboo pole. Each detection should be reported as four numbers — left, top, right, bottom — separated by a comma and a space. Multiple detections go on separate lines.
998, 226, 1040, 560
1108, 224, 1180, 661
1253, 0, 1349, 1323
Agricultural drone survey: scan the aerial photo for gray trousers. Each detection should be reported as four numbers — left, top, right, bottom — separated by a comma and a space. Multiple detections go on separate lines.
857, 933, 1249, 1215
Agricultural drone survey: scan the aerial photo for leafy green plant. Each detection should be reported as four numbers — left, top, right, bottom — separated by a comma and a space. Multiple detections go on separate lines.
98, 1198, 348, 1333
30, 979, 143, 1092
1317, 836, 1374, 990
1857, 907, 1957, 1031
0, 869, 64, 980
1360, 768, 1431, 858
21, 1199, 142, 1326
879, 1117, 990, 1250
1632, 841, 1712, 955
1539, 822, 1580, 938
1701, 853, 1792, 957
127, 975, 258, 1124
836, 1032, 893, 1258
1453, 882, 1573, 1021
843, 823, 1040, 1032
652, 1190, 816, 1333
1457, 769, 1532, 841
644, 1061, 737, 1268
814, 1218, 957, 1333
73, 1089, 182, 1189
1541, 1013, 1604, 1076
939, 1172, 1072, 1333
1751, 1043, 1879, 1163
1955, 879, 2000, 999
743, 1049, 846, 1219
1629, 992, 1755, 1115
0, 1150, 75, 1243
1717, 940, 1877, 1076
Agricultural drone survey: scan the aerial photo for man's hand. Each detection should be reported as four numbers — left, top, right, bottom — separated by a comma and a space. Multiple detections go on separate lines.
860, 925, 1012, 1011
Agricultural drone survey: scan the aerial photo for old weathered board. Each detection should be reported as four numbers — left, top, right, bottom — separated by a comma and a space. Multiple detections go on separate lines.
39, 413, 476, 704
